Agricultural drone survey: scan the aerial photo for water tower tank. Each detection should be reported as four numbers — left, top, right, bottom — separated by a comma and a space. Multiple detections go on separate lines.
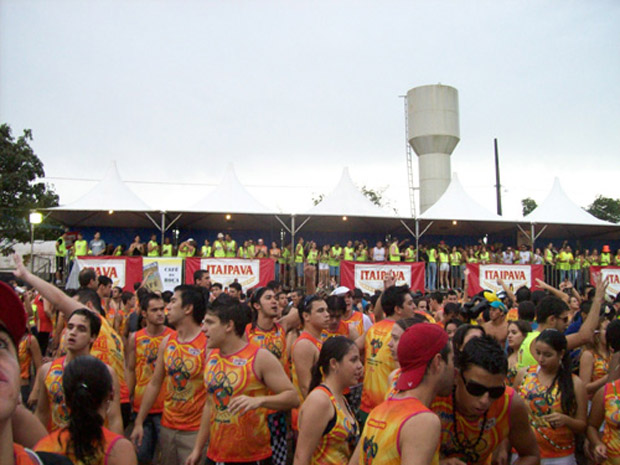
407, 84, 460, 214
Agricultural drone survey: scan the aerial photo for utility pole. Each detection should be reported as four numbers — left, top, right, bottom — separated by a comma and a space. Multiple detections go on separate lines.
494, 138, 502, 216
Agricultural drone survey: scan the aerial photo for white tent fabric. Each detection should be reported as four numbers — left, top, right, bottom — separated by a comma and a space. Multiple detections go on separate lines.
186, 164, 275, 214
305, 167, 396, 218
524, 178, 615, 226
51, 161, 155, 212
419, 173, 513, 222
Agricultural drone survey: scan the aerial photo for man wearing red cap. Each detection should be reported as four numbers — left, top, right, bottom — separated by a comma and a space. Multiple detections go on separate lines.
352, 323, 454, 465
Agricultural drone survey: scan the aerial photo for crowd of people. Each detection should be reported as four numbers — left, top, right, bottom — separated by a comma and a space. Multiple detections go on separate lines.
3, 251, 620, 465
55, 230, 620, 293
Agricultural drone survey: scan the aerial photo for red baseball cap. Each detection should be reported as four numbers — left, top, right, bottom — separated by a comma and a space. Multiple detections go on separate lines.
396, 323, 449, 391
0, 281, 27, 348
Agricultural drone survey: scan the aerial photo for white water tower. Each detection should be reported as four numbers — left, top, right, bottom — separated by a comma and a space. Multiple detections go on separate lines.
407, 84, 460, 214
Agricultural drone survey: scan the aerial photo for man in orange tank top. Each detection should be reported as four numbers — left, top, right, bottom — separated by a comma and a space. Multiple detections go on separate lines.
358, 285, 416, 426
187, 295, 299, 465
351, 323, 455, 465
32, 309, 123, 434
131, 285, 209, 465
432, 335, 539, 465
126, 292, 175, 464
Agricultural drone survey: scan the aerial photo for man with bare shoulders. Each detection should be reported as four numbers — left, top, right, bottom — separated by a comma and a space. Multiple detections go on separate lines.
483, 300, 508, 346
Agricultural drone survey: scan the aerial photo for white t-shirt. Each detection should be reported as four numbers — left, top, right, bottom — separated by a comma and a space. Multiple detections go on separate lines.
372, 247, 386, 262
519, 251, 531, 264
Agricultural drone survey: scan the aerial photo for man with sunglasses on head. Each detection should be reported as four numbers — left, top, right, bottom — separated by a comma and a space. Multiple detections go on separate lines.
432, 335, 539, 465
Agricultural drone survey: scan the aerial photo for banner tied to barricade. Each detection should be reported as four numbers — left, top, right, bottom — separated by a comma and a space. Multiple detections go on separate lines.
340, 261, 425, 293
466, 263, 544, 297
185, 257, 275, 290
143, 257, 184, 292
589, 266, 620, 296
71, 256, 143, 292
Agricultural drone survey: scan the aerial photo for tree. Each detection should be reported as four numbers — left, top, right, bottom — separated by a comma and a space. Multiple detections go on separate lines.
0, 124, 59, 251
521, 197, 538, 216
312, 185, 398, 213
311, 193, 325, 206
586, 195, 620, 223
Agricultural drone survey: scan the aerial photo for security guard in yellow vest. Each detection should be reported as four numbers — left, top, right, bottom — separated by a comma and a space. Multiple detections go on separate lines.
213, 233, 226, 258
389, 238, 403, 262
201, 240, 212, 258
147, 235, 159, 257
161, 238, 173, 257
601, 245, 612, 266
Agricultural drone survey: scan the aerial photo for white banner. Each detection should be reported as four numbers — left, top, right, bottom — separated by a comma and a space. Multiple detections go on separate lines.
600, 268, 620, 297
353, 264, 412, 294
478, 264, 532, 293
74, 259, 127, 288
200, 258, 260, 290
143, 257, 184, 292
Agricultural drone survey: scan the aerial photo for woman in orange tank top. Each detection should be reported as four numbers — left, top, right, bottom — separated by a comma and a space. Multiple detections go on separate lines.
294, 336, 362, 465
34, 356, 136, 465
514, 329, 587, 465
579, 315, 612, 399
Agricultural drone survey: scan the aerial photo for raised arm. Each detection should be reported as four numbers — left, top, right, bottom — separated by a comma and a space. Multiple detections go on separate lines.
566, 276, 608, 350
535, 278, 569, 303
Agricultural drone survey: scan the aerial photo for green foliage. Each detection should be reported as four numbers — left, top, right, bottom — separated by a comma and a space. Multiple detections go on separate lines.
521, 197, 538, 216
0, 124, 60, 250
311, 193, 325, 206
586, 195, 620, 223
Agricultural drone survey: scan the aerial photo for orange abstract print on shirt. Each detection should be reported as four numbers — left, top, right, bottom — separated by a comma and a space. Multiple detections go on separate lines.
518, 367, 575, 458
205, 343, 271, 463
311, 385, 359, 465
360, 320, 396, 413
343, 311, 364, 337
360, 396, 438, 465
432, 388, 514, 465
161, 331, 207, 431
44, 356, 69, 431
246, 322, 288, 374
602, 379, 620, 462
133, 327, 175, 413
35, 426, 123, 465
90, 314, 130, 404
18, 335, 33, 381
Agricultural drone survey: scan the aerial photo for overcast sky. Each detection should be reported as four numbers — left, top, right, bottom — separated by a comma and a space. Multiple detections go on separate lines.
1, 0, 619, 219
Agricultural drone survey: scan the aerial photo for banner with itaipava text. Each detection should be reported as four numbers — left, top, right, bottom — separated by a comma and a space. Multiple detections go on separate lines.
73, 256, 143, 292
340, 261, 425, 294
466, 263, 544, 297
590, 266, 620, 297
185, 257, 275, 290
142, 257, 184, 292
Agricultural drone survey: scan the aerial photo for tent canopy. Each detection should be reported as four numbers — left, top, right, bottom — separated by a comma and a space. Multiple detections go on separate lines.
47, 161, 159, 228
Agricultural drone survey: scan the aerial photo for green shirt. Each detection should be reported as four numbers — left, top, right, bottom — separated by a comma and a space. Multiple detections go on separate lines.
147, 240, 159, 257
329, 247, 342, 267
74, 240, 88, 257
162, 244, 173, 257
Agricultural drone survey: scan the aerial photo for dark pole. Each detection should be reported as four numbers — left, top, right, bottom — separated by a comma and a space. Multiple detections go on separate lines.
494, 138, 502, 216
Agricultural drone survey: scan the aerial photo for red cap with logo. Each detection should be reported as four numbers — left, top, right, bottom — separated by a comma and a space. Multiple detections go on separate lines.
396, 323, 449, 391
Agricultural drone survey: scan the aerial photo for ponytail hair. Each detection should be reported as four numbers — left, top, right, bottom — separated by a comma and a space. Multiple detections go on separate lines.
536, 329, 576, 415
62, 355, 113, 464
309, 336, 354, 392
249, 287, 270, 328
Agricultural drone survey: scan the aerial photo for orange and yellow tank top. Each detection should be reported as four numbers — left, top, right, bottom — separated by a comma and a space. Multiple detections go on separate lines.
360, 396, 438, 465
18, 335, 33, 381
133, 326, 176, 413
602, 379, 620, 460
35, 426, 123, 465
321, 320, 349, 341
311, 385, 359, 465
291, 332, 323, 400
343, 311, 365, 338
518, 367, 574, 458
90, 314, 130, 404
106, 306, 116, 328
205, 343, 271, 463
246, 322, 288, 374
13, 443, 40, 465
384, 368, 401, 401
432, 388, 514, 464
44, 356, 69, 431
591, 351, 611, 384
360, 319, 396, 413
162, 331, 207, 431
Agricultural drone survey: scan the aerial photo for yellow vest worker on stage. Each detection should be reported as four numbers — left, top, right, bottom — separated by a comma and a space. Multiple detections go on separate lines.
186, 294, 299, 465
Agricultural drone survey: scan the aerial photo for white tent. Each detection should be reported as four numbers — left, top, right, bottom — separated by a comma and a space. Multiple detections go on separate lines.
305, 167, 397, 218
525, 178, 615, 226
48, 161, 160, 228
419, 173, 513, 223
186, 164, 275, 214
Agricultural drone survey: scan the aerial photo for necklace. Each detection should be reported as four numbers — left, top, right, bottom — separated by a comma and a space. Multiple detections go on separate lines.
451, 389, 488, 464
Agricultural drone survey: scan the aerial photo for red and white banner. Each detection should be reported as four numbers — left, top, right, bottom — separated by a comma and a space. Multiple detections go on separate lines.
185, 258, 275, 290
466, 263, 543, 297
340, 261, 425, 294
73, 256, 143, 292
590, 266, 620, 297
